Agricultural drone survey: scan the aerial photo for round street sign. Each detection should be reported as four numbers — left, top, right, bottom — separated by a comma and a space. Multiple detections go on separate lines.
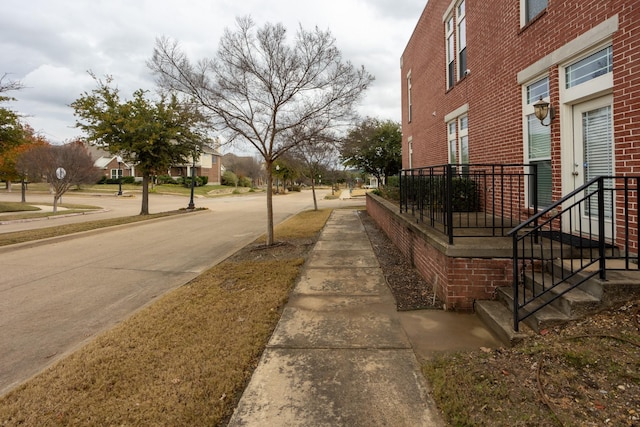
56, 167, 66, 180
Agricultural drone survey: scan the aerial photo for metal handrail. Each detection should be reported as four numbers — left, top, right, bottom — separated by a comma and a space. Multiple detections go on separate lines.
509, 176, 640, 331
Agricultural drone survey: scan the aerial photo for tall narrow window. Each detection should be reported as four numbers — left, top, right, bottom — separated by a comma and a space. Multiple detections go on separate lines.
458, 115, 469, 174
457, 0, 467, 79
525, 0, 547, 23
408, 136, 414, 169
407, 72, 412, 123
448, 121, 457, 164
446, 16, 455, 89
525, 77, 551, 208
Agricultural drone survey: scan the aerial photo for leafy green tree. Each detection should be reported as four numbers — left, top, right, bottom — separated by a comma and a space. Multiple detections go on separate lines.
341, 118, 402, 186
72, 75, 207, 214
0, 74, 26, 171
149, 16, 373, 245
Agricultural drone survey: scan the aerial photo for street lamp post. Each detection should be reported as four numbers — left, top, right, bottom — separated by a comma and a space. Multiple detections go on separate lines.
275, 164, 280, 194
187, 152, 197, 210
116, 156, 123, 196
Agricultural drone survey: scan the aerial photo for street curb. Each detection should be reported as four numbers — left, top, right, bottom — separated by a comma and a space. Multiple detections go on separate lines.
0, 210, 210, 255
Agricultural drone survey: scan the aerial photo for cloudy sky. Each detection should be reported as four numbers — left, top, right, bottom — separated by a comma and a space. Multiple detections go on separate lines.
1, 0, 425, 151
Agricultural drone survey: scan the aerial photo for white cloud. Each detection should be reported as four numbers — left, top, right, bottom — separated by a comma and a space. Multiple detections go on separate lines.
0, 0, 426, 145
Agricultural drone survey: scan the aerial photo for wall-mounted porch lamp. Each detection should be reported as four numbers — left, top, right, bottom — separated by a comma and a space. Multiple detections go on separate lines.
533, 97, 555, 126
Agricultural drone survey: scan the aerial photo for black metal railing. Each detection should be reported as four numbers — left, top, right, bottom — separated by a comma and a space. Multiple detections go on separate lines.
509, 176, 640, 331
400, 164, 537, 244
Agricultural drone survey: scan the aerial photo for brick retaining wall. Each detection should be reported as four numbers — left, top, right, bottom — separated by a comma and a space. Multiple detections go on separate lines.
367, 193, 512, 311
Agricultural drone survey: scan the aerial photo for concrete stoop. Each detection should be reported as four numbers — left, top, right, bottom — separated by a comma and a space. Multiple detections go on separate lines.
477, 264, 640, 347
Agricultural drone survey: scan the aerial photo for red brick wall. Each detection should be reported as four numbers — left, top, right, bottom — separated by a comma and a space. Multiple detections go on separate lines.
367, 194, 512, 311
401, 0, 639, 172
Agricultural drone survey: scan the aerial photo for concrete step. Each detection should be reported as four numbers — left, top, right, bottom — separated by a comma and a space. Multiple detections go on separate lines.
523, 272, 601, 317
497, 286, 570, 333
474, 300, 530, 347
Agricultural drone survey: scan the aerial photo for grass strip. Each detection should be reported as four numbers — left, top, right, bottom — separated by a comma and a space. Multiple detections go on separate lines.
0, 208, 333, 426
0, 211, 183, 247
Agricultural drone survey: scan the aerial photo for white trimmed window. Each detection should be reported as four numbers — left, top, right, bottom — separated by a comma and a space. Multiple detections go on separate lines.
565, 45, 613, 89
448, 121, 457, 164
407, 71, 413, 123
447, 114, 469, 173
458, 115, 469, 169
522, 0, 547, 26
457, 0, 467, 78
524, 76, 552, 208
444, 0, 468, 89
110, 169, 123, 180
445, 16, 455, 89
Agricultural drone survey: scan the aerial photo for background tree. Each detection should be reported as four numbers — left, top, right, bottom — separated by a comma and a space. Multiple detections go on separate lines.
16, 140, 101, 212
72, 75, 207, 214
291, 132, 339, 210
341, 118, 402, 186
0, 74, 26, 185
1, 125, 49, 201
222, 153, 263, 187
149, 16, 373, 245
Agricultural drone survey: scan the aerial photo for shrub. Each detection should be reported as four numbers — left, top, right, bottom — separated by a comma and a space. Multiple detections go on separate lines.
238, 176, 252, 188
181, 176, 204, 188
157, 175, 177, 185
222, 171, 238, 187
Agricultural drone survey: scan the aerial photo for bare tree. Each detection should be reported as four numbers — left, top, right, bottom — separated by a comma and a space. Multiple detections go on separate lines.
222, 153, 263, 186
292, 133, 340, 210
149, 16, 373, 245
17, 141, 101, 212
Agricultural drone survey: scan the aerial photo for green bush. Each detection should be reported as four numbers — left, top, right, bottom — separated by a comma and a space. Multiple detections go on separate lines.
157, 175, 177, 185
238, 176, 252, 187
200, 176, 209, 186
180, 176, 204, 188
222, 171, 238, 187
407, 175, 479, 212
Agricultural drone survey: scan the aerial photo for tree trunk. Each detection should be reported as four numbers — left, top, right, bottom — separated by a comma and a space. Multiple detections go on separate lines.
21, 179, 26, 202
141, 173, 150, 215
266, 172, 275, 245
6, 180, 11, 192
52, 195, 59, 213
311, 178, 318, 211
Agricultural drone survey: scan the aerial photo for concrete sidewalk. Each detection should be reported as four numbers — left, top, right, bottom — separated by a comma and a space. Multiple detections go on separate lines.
227, 209, 447, 426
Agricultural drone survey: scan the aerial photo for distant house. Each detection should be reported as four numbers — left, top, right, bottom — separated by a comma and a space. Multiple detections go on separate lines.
169, 143, 222, 185
86, 142, 222, 185
86, 145, 134, 180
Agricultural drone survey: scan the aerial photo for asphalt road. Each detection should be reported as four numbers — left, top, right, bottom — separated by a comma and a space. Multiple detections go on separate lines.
0, 189, 364, 396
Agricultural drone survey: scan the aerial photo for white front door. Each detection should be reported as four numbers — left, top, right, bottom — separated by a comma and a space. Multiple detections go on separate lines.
570, 95, 614, 238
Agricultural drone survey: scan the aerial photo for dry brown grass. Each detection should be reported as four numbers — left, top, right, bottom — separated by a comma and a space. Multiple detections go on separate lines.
0, 209, 332, 426
0, 211, 183, 247
423, 301, 640, 426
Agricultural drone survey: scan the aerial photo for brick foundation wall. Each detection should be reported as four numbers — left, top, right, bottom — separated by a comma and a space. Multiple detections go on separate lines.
367, 193, 512, 311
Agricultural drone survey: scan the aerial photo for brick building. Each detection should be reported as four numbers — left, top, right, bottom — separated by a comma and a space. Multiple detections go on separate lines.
367, 0, 640, 319
401, 0, 639, 204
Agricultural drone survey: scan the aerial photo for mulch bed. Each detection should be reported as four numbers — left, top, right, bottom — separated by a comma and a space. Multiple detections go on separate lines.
358, 210, 442, 311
